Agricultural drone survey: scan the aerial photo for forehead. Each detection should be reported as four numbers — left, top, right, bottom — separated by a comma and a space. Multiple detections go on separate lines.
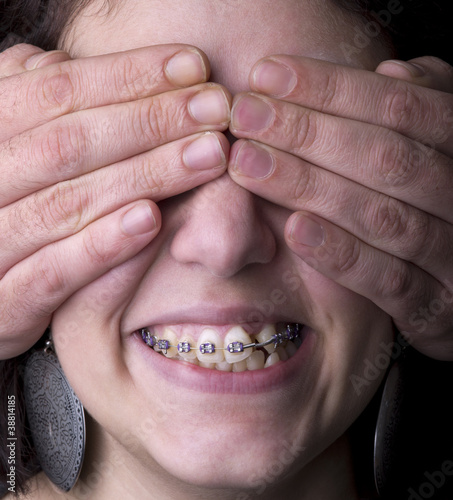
66, 0, 390, 92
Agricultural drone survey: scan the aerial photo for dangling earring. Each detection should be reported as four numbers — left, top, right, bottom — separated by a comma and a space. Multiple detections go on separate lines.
373, 344, 409, 496
24, 334, 86, 492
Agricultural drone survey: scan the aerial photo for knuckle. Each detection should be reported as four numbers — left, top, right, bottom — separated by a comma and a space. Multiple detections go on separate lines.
9, 264, 59, 320
379, 260, 412, 300
384, 83, 422, 131
335, 238, 362, 274
369, 196, 431, 261
424, 56, 453, 79
37, 119, 84, 174
113, 53, 156, 99
0, 43, 35, 67
289, 110, 319, 153
82, 230, 110, 266
369, 196, 409, 243
135, 97, 172, 144
33, 251, 68, 298
30, 67, 75, 113
132, 155, 166, 196
33, 181, 86, 233
291, 166, 319, 205
375, 134, 414, 188
305, 63, 339, 112
404, 215, 440, 265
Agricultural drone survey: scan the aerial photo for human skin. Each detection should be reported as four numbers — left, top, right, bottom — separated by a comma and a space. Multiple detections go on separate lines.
1, 4, 452, 363
0, 42, 230, 360
27, 1, 396, 500
3, 0, 451, 499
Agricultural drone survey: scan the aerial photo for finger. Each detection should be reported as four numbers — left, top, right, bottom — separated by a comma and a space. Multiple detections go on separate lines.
0, 82, 231, 205
0, 131, 229, 275
229, 93, 453, 222
247, 55, 453, 155
228, 139, 452, 282
0, 44, 210, 142
0, 43, 71, 78
376, 57, 453, 93
0, 44, 71, 78
0, 200, 161, 360
284, 211, 453, 361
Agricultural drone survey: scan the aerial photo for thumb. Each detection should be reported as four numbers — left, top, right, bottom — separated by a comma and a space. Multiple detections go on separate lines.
0, 43, 71, 79
376, 56, 453, 93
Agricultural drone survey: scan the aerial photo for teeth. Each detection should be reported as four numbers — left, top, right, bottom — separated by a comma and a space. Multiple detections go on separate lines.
255, 325, 277, 354
196, 329, 225, 364
181, 357, 199, 366
293, 336, 302, 349
264, 352, 280, 368
139, 323, 305, 372
285, 340, 298, 359
223, 326, 253, 364
246, 350, 265, 371
160, 328, 179, 358
178, 334, 198, 360
276, 346, 288, 362
199, 361, 216, 369
232, 360, 248, 372
216, 361, 233, 372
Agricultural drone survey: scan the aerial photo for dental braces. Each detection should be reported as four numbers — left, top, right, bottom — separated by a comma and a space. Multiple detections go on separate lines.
139, 323, 303, 355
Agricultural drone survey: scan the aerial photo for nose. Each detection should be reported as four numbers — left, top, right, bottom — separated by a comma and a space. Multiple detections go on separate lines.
169, 174, 276, 278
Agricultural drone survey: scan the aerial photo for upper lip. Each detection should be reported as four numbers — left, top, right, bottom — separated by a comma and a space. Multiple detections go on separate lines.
122, 303, 306, 337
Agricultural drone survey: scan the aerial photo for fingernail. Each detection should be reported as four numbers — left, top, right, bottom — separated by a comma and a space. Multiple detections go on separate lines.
405, 62, 426, 77
165, 49, 207, 87
289, 214, 325, 247
383, 60, 426, 77
233, 141, 274, 179
252, 59, 297, 96
188, 87, 230, 125
25, 50, 69, 70
122, 204, 157, 236
231, 94, 274, 132
183, 133, 226, 170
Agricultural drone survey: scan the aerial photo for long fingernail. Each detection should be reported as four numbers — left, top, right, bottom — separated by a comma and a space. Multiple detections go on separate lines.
122, 204, 157, 236
165, 49, 207, 87
231, 94, 275, 132
289, 214, 325, 247
252, 59, 297, 96
232, 141, 274, 179
188, 87, 230, 125
183, 133, 226, 170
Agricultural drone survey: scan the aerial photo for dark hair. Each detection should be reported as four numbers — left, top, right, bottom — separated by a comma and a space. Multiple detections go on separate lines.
0, 0, 452, 497
1, 0, 452, 63
0, 0, 106, 52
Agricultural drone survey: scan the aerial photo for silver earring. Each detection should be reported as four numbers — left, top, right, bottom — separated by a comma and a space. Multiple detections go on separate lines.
373, 345, 409, 496
24, 336, 86, 492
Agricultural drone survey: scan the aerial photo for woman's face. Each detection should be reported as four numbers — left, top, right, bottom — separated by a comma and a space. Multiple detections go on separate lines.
52, 0, 394, 495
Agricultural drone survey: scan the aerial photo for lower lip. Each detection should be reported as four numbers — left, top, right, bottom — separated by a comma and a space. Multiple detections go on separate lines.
127, 329, 317, 395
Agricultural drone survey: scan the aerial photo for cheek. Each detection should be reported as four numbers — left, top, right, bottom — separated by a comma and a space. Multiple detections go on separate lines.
292, 264, 394, 425
49, 251, 157, 415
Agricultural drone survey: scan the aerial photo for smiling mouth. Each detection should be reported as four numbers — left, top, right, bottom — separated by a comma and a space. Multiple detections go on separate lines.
135, 323, 306, 372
